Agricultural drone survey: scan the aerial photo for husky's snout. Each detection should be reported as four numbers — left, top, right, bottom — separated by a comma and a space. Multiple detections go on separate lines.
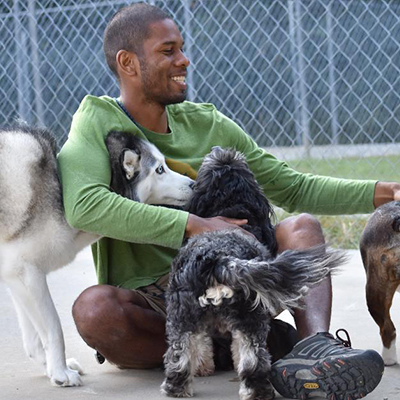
144, 169, 194, 206
175, 175, 195, 204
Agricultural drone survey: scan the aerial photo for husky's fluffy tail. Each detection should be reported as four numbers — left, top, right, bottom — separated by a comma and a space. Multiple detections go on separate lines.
215, 244, 346, 315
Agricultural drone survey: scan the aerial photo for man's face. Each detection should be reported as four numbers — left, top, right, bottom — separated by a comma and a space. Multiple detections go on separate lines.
138, 19, 190, 106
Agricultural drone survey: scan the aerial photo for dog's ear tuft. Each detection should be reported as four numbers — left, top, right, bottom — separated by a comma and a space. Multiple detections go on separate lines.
211, 146, 223, 153
122, 149, 140, 180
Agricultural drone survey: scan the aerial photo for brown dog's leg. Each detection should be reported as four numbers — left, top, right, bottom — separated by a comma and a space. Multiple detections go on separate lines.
366, 278, 398, 365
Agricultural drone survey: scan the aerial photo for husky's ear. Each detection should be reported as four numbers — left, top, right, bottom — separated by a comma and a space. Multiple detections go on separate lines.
122, 148, 140, 180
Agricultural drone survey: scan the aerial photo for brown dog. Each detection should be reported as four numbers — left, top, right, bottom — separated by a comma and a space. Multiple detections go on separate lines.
360, 200, 400, 366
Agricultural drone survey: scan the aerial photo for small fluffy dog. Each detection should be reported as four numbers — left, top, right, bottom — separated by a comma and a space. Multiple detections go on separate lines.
360, 200, 400, 366
161, 147, 345, 400
0, 126, 193, 386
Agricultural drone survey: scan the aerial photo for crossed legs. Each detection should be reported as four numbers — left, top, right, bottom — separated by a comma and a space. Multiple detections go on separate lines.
72, 213, 330, 368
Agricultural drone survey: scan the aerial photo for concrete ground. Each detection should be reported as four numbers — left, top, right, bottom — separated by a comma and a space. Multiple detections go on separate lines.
0, 249, 399, 400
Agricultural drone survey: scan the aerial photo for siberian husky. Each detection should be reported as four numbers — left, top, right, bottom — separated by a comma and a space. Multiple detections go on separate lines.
0, 125, 193, 386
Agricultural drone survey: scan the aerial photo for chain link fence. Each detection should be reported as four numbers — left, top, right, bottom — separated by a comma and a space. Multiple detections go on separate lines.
1, 0, 400, 246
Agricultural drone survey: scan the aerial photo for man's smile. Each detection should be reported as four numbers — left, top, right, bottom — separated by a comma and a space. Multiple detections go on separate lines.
171, 75, 186, 87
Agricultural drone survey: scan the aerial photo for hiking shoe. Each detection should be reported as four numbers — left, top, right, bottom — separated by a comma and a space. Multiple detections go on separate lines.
269, 329, 384, 400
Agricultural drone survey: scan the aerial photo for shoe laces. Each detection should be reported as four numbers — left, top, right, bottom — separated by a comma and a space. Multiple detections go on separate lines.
335, 328, 352, 348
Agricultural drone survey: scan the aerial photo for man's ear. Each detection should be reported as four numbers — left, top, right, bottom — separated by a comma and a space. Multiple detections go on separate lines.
116, 50, 139, 77
122, 149, 140, 180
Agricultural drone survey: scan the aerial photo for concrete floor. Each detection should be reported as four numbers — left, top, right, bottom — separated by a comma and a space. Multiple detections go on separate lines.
0, 249, 399, 400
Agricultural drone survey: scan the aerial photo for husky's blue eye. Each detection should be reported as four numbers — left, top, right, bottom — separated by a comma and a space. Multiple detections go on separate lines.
156, 165, 165, 174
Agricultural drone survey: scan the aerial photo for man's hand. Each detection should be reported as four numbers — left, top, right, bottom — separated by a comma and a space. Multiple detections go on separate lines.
394, 186, 400, 202
185, 214, 253, 238
373, 182, 400, 208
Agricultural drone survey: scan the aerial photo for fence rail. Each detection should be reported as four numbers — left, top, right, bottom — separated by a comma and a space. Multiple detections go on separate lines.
1, 0, 400, 246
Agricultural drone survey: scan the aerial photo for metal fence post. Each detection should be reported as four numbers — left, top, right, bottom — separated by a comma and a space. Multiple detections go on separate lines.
28, 0, 45, 127
184, 0, 195, 101
288, 0, 311, 155
13, 0, 31, 124
326, 1, 339, 144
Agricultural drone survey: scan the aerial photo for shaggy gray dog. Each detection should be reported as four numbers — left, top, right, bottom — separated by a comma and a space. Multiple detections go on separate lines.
161, 147, 345, 400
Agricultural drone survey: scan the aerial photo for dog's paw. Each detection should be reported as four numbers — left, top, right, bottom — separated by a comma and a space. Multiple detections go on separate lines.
239, 381, 275, 400
384, 358, 398, 366
383, 354, 398, 366
382, 342, 398, 366
66, 358, 84, 374
161, 380, 193, 397
49, 366, 83, 387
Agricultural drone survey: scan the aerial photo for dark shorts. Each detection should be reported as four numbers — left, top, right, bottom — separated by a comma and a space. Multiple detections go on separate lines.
134, 273, 169, 317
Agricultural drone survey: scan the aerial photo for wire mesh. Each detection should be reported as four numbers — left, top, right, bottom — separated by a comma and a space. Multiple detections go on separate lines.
1, 0, 399, 246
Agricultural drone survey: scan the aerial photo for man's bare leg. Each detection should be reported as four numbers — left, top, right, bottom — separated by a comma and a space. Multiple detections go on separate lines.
72, 285, 166, 368
275, 213, 331, 339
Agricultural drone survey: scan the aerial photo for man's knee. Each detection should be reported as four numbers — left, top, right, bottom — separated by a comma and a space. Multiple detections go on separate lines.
72, 285, 118, 338
276, 213, 325, 252
290, 213, 322, 234
72, 285, 162, 341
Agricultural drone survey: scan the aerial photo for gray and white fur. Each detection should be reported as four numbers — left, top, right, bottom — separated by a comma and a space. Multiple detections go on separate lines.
0, 126, 193, 387
161, 147, 346, 400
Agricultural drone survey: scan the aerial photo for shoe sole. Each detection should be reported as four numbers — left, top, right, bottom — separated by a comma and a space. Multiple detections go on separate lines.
270, 351, 384, 400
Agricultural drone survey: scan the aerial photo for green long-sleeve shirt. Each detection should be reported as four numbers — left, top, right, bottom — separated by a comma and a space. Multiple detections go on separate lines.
57, 95, 377, 289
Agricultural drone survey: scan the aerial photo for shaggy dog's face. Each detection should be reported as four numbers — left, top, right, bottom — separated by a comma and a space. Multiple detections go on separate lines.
189, 147, 257, 207
187, 146, 277, 254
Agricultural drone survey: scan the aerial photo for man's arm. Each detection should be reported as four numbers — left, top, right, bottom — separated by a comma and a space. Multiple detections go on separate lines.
216, 112, 380, 216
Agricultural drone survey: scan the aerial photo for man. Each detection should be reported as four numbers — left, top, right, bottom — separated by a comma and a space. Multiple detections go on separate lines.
57, 3, 399, 398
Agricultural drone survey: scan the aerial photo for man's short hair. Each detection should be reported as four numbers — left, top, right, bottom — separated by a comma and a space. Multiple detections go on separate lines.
103, 3, 171, 77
